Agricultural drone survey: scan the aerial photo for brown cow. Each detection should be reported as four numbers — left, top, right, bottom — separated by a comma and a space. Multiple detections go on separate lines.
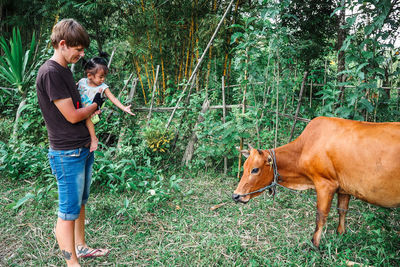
232, 116, 400, 247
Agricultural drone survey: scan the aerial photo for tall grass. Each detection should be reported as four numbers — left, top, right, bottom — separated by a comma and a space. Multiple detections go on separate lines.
1, 170, 399, 266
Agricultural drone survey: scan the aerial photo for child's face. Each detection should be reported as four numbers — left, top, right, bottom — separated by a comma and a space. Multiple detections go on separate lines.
88, 68, 106, 86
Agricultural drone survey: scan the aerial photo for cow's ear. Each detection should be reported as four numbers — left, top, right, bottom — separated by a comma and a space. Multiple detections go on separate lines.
236, 147, 250, 158
248, 143, 254, 150
267, 155, 273, 165
241, 150, 250, 158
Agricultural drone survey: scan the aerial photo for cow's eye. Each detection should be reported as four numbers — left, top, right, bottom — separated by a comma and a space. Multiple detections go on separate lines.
251, 168, 259, 174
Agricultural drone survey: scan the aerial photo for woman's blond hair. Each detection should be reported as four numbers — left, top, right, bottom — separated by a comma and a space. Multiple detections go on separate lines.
51, 19, 90, 49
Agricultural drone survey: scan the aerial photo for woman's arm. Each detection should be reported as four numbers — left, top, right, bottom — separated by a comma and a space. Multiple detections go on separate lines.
104, 88, 135, 115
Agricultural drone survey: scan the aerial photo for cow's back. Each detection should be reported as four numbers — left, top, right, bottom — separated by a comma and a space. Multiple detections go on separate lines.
298, 117, 400, 207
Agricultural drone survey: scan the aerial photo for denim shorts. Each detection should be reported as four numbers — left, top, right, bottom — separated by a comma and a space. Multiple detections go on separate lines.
48, 147, 94, 221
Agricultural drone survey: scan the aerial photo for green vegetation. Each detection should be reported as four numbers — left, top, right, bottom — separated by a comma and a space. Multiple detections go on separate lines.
1, 0, 400, 265
2, 171, 399, 266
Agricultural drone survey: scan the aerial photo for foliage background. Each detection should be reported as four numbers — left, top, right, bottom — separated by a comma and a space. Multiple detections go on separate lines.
0, 0, 400, 265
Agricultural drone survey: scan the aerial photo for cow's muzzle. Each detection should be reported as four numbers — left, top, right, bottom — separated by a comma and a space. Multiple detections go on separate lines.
232, 193, 248, 204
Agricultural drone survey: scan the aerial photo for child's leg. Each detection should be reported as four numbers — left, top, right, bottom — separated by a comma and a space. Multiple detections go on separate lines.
86, 118, 98, 152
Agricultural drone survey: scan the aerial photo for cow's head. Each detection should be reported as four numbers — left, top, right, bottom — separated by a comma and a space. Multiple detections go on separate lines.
232, 146, 274, 203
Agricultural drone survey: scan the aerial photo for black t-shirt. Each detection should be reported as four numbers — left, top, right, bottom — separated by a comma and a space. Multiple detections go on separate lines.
36, 60, 90, 150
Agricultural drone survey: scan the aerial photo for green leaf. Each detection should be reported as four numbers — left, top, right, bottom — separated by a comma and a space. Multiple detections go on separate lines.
356, 63, 369, 73
364, 24, 375, 36
359, 98, 374, 112
13, 192, 35, 209
231, 32, 244, 43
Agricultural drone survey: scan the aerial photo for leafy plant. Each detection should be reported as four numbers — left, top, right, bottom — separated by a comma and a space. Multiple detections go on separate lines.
142, 118, 175, 153
0, 141, 50, 182
0, 27, 38, 139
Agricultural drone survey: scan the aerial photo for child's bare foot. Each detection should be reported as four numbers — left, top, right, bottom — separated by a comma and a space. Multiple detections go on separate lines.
90, 138, 98, 152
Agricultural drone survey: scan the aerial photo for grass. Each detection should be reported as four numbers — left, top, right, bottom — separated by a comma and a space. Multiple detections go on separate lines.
1, 171, 400, 266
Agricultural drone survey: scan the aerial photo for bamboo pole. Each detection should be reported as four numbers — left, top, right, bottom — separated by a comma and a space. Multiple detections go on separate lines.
116, 79, 138, 151
222, 76, 228, 175
288, 71, 309, 142
274, 48, 280, 148
117, 73, 135, 99
309, 80, 313, 108
177, 44, 184, 88
237, 47, 248, 180
260, 54, 271, 122
107, 47, 117, 69
151, 3, 166, 98
134, 60, 147, 104
185, 18, 194, 79
205, 46, 213, 92
195, 10, 200, 92
166, 0, 236, 128
181, 98, 210, 166
142, 55, 152, 92
205, 0, 219, 92
128, 78, 138, 104
142, 0, 156, 87
323, 58, 327, 106
147, 65, 160, 125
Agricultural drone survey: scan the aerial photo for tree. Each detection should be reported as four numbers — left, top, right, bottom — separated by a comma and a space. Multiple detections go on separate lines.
281, 0, 338, 68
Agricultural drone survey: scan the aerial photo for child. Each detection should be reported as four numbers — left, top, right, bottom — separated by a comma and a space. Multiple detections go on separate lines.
78, 56, 134, 152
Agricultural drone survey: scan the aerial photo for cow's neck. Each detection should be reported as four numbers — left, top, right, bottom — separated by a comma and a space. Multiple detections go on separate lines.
274, 140, 313, 190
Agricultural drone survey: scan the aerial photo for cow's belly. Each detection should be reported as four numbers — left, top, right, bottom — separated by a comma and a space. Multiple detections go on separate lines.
338, 173, 400, 208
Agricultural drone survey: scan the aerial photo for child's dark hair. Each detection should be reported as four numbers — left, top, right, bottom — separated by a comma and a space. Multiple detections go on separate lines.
82, 53, 109, 75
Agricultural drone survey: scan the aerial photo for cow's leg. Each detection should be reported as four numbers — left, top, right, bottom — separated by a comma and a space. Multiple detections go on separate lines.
336, 193, 350, 234
312, 182, 337, 248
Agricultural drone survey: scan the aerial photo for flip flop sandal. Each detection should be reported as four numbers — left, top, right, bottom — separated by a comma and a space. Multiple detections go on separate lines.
76, 246, 110, 258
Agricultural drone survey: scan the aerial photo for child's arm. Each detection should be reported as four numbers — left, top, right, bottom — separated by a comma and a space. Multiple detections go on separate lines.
104, 88, 135, 115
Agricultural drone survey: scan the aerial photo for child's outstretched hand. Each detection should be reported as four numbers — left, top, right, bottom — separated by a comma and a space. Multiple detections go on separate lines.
123, 105, 135, 116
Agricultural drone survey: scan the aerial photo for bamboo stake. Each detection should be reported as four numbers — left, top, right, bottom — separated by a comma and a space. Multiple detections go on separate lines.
237, 47, 248, 180
107, 47, 117, 69
117, 73, 135, 99
323, 58, 327, 106
205, 0, 219, 92
142, 55, 152, 92
160, 44, 166, 100
181, 98, 210, 166
222, 76, 228, 175
260, 54, 271, 122
128, 78, 138, 104
178, 43, 185, 88
143, 2, 156, 87
309, 80, 313, 108
206, 46, 213, 92
131, 106, 311, 123
147, 65, 160, 125
166, 0, 236, 128
288, 71, 308, 142
117, 79, 138, 151
152, 3, 166, 98
185, 18, 194, 79
274, 48, 280, 148
134, 60, 147, 104
195, 9, 200, 92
